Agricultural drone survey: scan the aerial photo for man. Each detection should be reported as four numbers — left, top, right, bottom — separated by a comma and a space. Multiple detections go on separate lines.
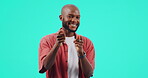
38, 4, 95, 78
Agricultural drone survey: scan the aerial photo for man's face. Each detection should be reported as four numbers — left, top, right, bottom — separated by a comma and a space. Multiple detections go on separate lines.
62, 8, 80, 32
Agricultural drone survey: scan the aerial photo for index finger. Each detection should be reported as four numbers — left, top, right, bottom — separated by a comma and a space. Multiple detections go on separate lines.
80, 35, 82, 40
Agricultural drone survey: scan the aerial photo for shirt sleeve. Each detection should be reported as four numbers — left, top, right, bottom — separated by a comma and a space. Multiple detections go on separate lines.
38, 37, 51, 73
85, 38, 95, 70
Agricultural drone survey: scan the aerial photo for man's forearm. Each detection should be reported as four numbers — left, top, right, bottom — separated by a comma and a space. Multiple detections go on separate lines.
80, 56, 94, 78
43, 42, 61, 70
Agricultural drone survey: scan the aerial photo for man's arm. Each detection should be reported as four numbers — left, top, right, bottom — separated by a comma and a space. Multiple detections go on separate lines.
43, 42, 61, 70
40, 29, 65, 73
74, 36, 94, 77
79, 53, 94, 78
43, 30, 65, 70
78, 52, 94, 78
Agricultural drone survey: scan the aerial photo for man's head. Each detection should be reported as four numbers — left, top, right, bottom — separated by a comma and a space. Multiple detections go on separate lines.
59, 4, 80, 32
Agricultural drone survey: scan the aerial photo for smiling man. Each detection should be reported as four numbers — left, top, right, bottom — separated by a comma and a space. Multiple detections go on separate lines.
38, 4, 95, 78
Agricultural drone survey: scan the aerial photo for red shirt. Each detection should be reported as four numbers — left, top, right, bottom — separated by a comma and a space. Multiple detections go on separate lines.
38, 33, 95, 78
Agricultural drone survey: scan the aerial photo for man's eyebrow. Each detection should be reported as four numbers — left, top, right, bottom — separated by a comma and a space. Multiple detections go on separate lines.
68, 14, 80, 16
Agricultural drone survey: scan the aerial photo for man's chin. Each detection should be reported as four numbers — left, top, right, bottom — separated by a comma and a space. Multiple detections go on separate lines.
68, 26, 77, 32
69, 29, 76, 32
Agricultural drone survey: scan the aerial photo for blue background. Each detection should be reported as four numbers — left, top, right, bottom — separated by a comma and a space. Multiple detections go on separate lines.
0, 0, 148, 78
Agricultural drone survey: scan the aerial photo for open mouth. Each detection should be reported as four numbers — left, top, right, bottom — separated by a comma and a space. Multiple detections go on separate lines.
69, 24, 77, 27
68, 22, 78, 27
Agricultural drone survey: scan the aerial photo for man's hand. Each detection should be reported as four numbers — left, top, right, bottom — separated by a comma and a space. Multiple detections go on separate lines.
74, 35, 84, 55
56, 29, 65, 45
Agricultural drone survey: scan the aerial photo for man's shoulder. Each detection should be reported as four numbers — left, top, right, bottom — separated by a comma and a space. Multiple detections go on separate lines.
81, 35, 95, 51
81, 35, 92, 42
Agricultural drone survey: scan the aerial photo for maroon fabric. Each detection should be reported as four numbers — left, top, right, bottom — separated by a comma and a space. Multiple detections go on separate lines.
38, 33, 95, 78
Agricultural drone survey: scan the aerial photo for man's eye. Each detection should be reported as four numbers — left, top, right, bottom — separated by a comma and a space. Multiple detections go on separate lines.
76, 17, 80, 19
68, 16, 73, 18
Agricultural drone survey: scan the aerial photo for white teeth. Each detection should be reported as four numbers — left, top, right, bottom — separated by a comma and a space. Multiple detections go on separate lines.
70, 24, 77, 26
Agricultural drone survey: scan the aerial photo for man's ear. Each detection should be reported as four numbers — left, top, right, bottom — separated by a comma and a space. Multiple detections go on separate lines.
59, 15, 63, 21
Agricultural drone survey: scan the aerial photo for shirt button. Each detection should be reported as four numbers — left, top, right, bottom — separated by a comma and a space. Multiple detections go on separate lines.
66, 60, 67, 62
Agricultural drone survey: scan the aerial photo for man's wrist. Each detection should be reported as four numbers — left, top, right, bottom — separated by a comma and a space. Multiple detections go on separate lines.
54, 42, 62, 49
78, 52, 86, 59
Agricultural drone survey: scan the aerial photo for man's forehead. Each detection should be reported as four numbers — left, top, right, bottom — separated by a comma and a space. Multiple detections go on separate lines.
64, 8, 80, 15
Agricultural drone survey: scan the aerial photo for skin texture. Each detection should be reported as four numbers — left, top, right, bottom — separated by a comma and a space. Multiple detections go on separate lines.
60, 4, 80, 36
43, 4, 94, 77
